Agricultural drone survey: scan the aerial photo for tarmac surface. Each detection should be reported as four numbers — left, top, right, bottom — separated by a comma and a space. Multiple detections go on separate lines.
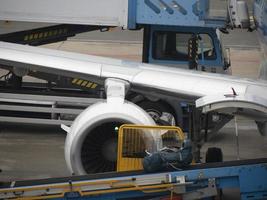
0, 28, 266, 199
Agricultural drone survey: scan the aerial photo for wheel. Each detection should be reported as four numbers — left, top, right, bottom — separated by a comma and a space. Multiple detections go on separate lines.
8, 73, 22, 89
205, 147, 223, 163
138, 101, 176, 126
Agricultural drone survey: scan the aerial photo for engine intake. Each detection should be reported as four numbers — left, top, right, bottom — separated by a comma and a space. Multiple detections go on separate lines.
65, 79, 155, 175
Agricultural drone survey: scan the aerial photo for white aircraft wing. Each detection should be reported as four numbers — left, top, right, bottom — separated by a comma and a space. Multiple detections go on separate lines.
0, 41, 267, 121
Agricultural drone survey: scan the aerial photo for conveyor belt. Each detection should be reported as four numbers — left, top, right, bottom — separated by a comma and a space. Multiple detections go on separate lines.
1, 158, 267, 189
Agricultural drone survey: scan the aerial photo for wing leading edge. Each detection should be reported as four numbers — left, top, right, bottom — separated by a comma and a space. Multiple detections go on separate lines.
0, 41, 267, 121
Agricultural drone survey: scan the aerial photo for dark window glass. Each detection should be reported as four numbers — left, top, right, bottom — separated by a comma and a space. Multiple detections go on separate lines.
153, 31, 216, 61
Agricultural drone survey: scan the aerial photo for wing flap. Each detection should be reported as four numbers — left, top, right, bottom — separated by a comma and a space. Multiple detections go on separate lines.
196, 94, 267, 120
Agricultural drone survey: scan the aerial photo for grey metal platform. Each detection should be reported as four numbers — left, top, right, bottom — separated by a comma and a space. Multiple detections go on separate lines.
0, 93, 101, 125
0, 0, 129, 27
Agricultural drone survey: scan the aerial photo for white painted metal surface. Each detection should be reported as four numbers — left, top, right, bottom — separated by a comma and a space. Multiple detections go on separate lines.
0, 0, 128, 27
196, 94, 267, 119
0, 42, 267, 174
0, 41, 266, 103
65, 78, 155, 175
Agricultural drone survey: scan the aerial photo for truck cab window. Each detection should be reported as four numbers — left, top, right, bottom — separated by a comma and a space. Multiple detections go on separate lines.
153, 31, 216, 61
198, 34, 216, 60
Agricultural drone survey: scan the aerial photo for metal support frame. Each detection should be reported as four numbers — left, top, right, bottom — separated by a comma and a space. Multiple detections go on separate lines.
0, 92, 101, 125
189, 105, 202, 162
1, 159, 266, 200
135, 0, 226, 28
117, 124, 185, 172
105, 78, 129, 103
183, 178, 218, 200
0, 24, 108, 46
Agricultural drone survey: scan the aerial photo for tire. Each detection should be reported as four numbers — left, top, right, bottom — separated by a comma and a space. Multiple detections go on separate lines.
205, 147, 223, 163
138, 101, 176, 126
9, 73, 22, 89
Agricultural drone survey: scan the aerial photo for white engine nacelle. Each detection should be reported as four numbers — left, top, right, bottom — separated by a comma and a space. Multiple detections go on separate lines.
65, 79, 155, 175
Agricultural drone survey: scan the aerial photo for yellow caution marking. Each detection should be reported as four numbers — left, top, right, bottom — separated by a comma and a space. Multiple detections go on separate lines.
81, 81, 88, 87
38, 32, 43, 39
44, 32, 48, 37
86, 82, 93, 88
71, 78, 98, 89
76, 79, 83, 85
24, 35, 29, 41
49, 31, 53, 36
21, 28, 70, 43
72, 78, 78, 84
34, 33, 39, 39
91, 83, 98, 89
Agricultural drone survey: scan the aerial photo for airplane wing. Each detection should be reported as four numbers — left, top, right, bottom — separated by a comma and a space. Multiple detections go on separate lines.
0, 41, 267, 121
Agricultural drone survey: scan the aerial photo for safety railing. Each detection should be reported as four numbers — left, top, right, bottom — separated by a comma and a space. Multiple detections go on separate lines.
117, 124, 185, 172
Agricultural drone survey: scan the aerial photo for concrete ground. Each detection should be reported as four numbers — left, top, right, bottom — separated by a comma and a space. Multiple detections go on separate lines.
0, 29, 266, 199
0, 125, 67, 181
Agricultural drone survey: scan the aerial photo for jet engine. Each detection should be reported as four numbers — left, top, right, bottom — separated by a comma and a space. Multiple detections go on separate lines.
64, 79, 155, 175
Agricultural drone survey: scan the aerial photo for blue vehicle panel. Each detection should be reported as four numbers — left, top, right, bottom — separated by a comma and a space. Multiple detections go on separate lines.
128, 0, 227, 29
147, 25, 227, 73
